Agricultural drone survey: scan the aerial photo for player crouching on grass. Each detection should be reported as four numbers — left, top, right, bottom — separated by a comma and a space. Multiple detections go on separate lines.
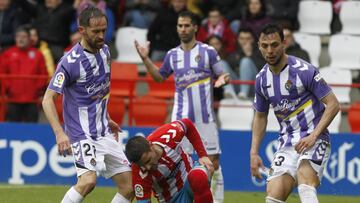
125, 118, 214, 203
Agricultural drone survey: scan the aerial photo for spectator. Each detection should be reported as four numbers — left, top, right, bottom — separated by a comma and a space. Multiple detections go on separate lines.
197, 7, 236, 54
0, 26, 48, 122
147, 0, 187, 61
122, 0, 160, 29
64, 30, 82, 53
0, 0, 28, 50
29, 26, 55, 76
232, 0, 272, 37
283, 27, 310, 62
267, 0, 300, 30
17, 0, 76, 62
71, 0, 115, 43
225, 27, 265, 99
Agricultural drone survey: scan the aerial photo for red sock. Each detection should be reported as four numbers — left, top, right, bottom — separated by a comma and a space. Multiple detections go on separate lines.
188, 168, 213, 203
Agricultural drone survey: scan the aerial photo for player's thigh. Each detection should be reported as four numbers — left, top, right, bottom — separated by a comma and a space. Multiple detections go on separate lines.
297, 139, 331, 187
112, 171, 133, 192
76, 170, 97, 188
267, 173, 295, 201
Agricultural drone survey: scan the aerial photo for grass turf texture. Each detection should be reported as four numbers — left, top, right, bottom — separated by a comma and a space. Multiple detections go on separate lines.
0, 184, 359, 203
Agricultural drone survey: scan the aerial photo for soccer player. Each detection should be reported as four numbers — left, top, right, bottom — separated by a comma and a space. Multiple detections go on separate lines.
134, 10, 229, 203
250, 23, 340, 203
42, 7, 133, 203
125, 118, 214, 203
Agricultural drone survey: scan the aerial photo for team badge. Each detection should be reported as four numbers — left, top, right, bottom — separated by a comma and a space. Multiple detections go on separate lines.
90, 158, 97, 166
135, 184, 144, 197
195, 54, 201, 62
285, 80, 293, 91
53, 72, 65, 88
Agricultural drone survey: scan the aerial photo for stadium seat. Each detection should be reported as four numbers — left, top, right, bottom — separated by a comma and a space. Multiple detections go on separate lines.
298, 1, 332, 34
293, 32, 321, 67
115, 27, 148, 63
110, 62, 138, 97
145, 73, 175, 99
328, 34, 360, 69
131, 96, 168, 127
340, 1, 360, 35
218, 99, 254, 131
348, 101, 360, 133
319, 67, 351, 103
108, 96, 126, 126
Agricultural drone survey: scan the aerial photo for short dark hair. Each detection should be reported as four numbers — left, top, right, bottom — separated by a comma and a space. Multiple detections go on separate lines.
15, 25, 30, 35
79, 7, 107, 27
178, 10, 199, 26
260, 23, 284, 41
125, 136, 151, 163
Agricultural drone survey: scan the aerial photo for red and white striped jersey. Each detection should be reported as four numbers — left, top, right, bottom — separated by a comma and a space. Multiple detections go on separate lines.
132, 119, 207, 203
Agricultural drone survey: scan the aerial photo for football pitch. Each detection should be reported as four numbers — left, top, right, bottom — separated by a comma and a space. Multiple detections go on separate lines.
0, 184, 359, 203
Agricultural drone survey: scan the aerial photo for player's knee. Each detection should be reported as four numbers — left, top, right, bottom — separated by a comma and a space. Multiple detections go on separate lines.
188, 168, 210, 194
265, 196, 285, 203
76, 175, 97, 195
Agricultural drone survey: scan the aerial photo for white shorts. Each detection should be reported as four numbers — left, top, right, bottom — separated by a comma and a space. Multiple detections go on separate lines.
267, 139, 331, 182
181, 122, 221, 155
71, 134, 131, 179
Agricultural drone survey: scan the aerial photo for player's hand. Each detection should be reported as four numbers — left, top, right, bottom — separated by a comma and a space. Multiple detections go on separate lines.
295, 134, 317, 154
134, 40, 150, 60
199, 156, 214, 175
250, 154, 265, 179
56, 132, 72, 157
108, 119, 121, 142
214, 73, 230, 88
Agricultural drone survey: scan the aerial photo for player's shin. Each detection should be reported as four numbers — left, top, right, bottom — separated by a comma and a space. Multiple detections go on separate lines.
61, 186, 84, 203
188, 169, 213, 203
211, 166, 224, 203
298, 184, 319, 203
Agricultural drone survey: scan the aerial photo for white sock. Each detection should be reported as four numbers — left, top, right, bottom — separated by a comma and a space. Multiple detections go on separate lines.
266, 196, 285, 203
211, 166, 224, 203
298, 184, 319, 203
61, 186, 83, 203
111, 192, 130, 203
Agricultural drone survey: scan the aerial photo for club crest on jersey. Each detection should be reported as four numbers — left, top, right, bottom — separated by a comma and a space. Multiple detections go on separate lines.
285, 80, 293, 91
135, 184, 144, 198
53, 72, 65, 88
90, 158, 97, 166
195, 54, 201, 62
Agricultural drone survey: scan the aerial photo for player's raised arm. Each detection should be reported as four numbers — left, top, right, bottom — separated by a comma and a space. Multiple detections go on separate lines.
134, 40, 165, 82
250, 111, 267, 179
42, 88, 71, 156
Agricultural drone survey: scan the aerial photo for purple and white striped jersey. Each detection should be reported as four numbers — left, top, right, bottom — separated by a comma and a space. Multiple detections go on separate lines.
159, 41, 223, 124
48, 43, 111, 143
253, 55, 332, 149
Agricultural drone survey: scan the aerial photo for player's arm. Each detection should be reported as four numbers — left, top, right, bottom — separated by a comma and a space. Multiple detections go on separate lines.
295, 92, 340, 153
134, 40, 165, 82
179, 119, 214, 173
42, 88, 71, 156
250, 111, 268, 179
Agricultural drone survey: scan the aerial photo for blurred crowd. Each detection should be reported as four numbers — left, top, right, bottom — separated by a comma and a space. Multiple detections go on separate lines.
0, 0, 345, 122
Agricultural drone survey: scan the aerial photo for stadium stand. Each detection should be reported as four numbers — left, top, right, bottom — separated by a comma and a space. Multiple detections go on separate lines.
348, 101, 360, 133
108, 96, 126, 126
110, 62, 138, 97
340, 0, 360, 35
298, 0, 332, 35
328, 34, 360, 69
218, 99, 253, 131
115, 27, 148, 63
293, 32, 321, 67
131, 96, 168, 127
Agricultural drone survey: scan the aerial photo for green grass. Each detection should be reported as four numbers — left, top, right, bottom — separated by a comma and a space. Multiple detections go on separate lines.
0, 184, 359, 203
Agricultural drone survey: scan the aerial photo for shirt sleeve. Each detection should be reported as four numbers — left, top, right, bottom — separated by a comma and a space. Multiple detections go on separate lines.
159, 51, 173, 79
47, 62, 73, 94
207, 47, 222, 75
253, 76, 270, 112
179, 118, 207, 158
132, 165, 153, 201
304, 65, 332, 100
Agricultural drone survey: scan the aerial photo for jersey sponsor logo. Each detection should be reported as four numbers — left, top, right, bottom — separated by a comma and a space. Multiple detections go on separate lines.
134, 184, 144, 198
53, 72, 65, 88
